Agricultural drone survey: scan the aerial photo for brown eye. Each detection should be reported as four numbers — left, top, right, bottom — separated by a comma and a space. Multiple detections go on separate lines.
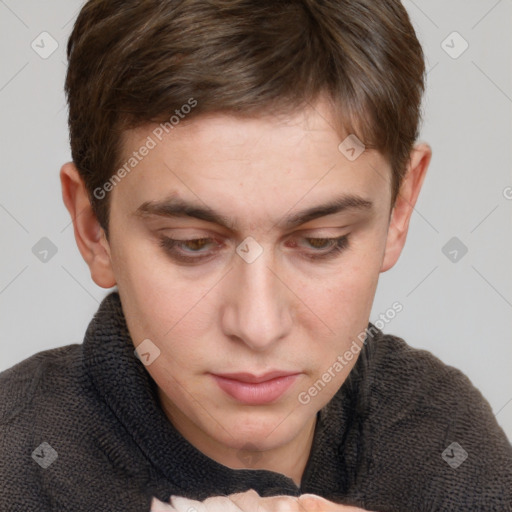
181, 238, 211, 251
158, 234, 350, 265
158, 236, 219, 263
305, 237, 332, 249
300, 235, 350, 261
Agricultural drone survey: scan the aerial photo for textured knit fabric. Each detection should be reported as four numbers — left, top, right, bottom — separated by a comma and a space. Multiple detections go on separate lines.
1, 291, 511, 512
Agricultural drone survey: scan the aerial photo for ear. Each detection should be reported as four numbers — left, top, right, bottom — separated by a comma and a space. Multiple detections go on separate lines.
380, 143, 432, 273
60, 162, 116, 288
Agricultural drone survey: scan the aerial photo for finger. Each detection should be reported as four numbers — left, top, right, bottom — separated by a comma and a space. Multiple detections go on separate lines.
203, 494, 245, 512
256, 494, 302, 512
227, 489, 264, 511
169, 495, 209, 512
228, 489, 301, 512
298, 494, 373, 511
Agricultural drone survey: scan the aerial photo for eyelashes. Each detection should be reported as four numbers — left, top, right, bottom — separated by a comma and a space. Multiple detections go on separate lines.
299, 235, 349, 260
158, 235, 350, 264
158, 237, 219, 263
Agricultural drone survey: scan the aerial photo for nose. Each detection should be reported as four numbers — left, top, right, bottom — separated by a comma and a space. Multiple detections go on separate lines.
221, 242, 293, 352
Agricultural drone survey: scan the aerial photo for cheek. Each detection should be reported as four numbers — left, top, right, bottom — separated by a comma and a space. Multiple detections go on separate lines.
297, 271, 378, 405
113, 244, 216, 367
110, 247, 190, 365
304, 259, 380, 332
293, 261, 381, 400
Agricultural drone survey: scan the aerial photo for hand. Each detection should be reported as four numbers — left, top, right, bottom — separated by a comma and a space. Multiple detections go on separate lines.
228, 490, 372, 511
151, 490, 375, 511
299, 493, 373, 511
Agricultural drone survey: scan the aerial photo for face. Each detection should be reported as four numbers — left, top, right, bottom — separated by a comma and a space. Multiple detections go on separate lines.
97, 97, 401, 464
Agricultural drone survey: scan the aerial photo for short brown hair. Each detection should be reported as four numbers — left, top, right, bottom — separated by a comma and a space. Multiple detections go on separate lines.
65, 0, 425, 236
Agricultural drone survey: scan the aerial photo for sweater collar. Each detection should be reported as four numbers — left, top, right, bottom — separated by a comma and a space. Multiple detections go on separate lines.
82, 290, 378, 501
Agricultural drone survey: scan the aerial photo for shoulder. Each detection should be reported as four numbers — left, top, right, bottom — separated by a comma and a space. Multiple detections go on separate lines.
369, 331, 473, 406
360, 328, 512, 509
366, 330, 500, 430
0, 344, 151, 509
0, 344, 82, 424
0, 344, 85, 505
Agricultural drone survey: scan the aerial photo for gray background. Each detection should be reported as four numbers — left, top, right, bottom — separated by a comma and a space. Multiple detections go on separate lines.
1, 0, 511, 441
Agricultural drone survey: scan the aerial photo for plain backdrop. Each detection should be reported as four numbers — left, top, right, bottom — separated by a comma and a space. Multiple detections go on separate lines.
1, 0, 511, 442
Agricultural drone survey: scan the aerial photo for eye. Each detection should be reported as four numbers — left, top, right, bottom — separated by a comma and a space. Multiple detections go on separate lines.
165, 237, 212, 252
158, 234, 350, 264
298, 235, 350, 260
159, 237, 218, 263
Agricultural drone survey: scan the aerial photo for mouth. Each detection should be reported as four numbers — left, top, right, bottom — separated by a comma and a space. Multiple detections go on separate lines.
210, 371, 301, 405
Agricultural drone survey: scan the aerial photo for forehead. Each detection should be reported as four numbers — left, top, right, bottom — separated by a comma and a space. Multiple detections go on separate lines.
114, 102, 392, 227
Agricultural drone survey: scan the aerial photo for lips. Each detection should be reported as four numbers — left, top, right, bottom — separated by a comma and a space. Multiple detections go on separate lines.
210, 371, 301, 405
214, 371, 299, 384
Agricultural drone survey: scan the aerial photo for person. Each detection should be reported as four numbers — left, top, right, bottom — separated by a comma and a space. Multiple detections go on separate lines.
0, 1, 511, 511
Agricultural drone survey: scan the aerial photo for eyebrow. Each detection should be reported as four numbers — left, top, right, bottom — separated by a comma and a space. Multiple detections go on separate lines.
134, 193, 374, 231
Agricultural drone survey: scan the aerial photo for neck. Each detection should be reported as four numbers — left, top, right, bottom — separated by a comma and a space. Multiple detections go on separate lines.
234, 415, 317, 486
158, 388, 317, 487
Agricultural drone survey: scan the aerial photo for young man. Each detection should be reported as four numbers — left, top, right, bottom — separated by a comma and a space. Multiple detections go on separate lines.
1, 1, 511, 511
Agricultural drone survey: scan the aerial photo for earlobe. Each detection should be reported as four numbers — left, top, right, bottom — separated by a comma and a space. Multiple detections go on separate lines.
380, 143, 432, 273
60, 162, 117, 289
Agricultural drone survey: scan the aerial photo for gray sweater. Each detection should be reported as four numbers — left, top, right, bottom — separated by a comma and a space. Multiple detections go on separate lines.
1, 291, 511, 511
